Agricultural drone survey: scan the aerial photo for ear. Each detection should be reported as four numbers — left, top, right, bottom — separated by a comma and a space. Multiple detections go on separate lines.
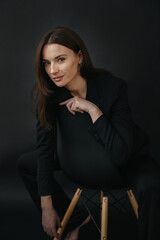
77, 50, 83, 64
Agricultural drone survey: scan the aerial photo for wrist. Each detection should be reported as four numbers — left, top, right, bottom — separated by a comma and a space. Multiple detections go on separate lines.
41, 195, 54, 210
89, 106, 103, 123
88, 106, 98, 115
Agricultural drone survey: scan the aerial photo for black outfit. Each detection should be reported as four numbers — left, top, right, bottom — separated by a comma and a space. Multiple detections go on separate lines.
17, 72, 160, 239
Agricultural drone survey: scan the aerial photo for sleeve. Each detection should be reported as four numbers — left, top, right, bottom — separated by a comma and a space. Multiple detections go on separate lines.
88, 81, 133, 167
36, 111, 57, 196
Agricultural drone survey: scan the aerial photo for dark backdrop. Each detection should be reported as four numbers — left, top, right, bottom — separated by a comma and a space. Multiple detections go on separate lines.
0, 0, 160, 170
0, 1, 160, 239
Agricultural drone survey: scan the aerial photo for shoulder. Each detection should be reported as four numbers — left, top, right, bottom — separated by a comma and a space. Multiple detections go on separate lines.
94, 71, 128, 99
94, 71, 127, 88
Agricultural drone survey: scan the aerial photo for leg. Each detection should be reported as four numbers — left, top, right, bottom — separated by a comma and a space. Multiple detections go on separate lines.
17, 150, 41, 212
123, 154, 160, 240
17, 150, 88, 238
64, 215, 91, 240
17, 150, 78, 215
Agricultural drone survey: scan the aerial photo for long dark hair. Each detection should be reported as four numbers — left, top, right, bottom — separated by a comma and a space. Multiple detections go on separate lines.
33, 26, 108, 130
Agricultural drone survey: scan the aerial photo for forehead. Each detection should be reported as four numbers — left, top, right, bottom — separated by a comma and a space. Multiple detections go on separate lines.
42, 43, 74, 59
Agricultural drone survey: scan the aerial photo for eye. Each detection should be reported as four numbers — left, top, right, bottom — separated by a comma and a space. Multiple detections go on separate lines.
58, 58, 65, 63
43, 61, 50, 66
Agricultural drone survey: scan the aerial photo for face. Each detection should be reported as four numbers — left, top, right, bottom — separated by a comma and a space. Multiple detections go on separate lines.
42, 43, 82, 87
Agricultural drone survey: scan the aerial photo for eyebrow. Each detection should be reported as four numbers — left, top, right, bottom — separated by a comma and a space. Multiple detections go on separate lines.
43, 54, 67, 61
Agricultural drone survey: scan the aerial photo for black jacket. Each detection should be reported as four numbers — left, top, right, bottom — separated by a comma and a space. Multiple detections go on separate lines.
36, 72, 149, 196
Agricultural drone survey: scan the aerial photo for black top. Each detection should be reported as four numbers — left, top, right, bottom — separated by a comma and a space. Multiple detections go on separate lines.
56, 96, 123, 189
36, 72, 149, 196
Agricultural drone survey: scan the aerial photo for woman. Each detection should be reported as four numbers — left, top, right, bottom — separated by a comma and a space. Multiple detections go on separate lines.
17, 26, 160, 240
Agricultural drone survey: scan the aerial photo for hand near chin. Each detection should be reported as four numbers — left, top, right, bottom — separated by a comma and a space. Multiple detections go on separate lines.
59, 93, 98, 115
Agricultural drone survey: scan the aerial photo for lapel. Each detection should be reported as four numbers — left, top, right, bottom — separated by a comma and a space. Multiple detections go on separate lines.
86, 76, 103, 109
54, 75, 103, 110
54, 86, 72, 105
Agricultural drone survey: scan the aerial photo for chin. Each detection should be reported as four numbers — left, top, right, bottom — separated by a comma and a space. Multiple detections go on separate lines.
54, 81, 67, 88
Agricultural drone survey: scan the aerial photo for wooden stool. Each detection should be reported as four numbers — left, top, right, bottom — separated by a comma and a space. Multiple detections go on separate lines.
53, 188, 138, 240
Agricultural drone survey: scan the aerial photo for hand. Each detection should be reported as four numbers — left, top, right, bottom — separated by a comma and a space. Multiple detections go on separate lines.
42, 207, 62, 239
59, 93, 98, 115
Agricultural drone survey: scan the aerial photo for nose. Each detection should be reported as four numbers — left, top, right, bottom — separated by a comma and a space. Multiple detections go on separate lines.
50, 62, 59, 74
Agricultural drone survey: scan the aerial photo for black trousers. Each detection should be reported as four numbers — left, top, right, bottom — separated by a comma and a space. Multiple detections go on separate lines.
17, 150, 90, 240
17, 150, 160, 240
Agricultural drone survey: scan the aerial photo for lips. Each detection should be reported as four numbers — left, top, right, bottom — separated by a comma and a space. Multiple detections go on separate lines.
53, 75, 64, 82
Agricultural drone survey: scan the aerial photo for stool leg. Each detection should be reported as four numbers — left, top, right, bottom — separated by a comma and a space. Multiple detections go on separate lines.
53, 188, 82, 240
100, 191, 103, 226
101, 195, 108, 240
127, 189, 138, 219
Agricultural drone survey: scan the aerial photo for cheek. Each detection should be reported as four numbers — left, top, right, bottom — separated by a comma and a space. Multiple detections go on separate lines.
62, 61, 78, 74
44, 66, 50, 75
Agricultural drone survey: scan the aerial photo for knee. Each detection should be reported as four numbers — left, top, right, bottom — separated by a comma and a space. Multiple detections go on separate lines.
16, 150, 37, 175
17, 153, 28, 173
136, 175, 160, 193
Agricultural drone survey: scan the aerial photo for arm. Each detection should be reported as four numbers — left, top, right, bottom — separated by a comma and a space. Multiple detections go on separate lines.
88, 81, 133, 167
36, 111, 55, 196
36, 112, 61, 238
41, 195, 61, 239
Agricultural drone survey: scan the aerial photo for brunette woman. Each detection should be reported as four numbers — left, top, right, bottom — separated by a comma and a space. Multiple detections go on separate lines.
18, 26, 160, 240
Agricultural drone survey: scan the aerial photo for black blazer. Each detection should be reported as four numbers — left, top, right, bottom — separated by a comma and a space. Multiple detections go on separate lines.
36, 71, 149, 196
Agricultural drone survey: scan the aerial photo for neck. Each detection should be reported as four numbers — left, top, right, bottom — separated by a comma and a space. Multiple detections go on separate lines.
65, 75, 87, 99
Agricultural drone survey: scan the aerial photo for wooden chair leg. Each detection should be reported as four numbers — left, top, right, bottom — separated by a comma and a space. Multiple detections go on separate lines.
127, 189, 138, 219
100, 191, 103, 226
53, 188, 82, 240
101, 195, 108, 240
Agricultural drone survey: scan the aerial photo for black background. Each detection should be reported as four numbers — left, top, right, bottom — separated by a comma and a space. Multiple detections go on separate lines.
0, 1, 160, 239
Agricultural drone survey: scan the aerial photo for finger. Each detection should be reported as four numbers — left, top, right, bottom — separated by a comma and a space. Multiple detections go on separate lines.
73, 107, 84, 114
57, 219, 62, 228
51, 227, 59, 239
72, 100, 84, 113
59, 99, 72, 105
43, 226, 47, 234
51, 229, 56, 238
54, 232, 61, 240
68, 106, 83, 114
66, 103, 76, 115
54, 232, 61, 239
77, 109, 84, 113
46, 228, 53, 237
68, 108, 76, 114
59, 102, 67, 105
69, 102, 80, 113
60, 101, 75, 115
